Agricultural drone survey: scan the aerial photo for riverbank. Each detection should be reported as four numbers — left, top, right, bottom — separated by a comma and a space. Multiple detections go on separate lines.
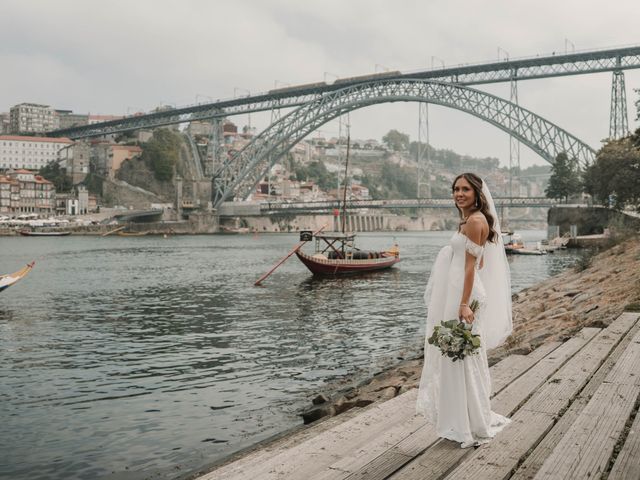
298, 235, 640, 423
189, 236, 639, 479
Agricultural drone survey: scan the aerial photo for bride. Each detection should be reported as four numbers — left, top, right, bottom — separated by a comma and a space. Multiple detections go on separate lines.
416, 173, 513, 447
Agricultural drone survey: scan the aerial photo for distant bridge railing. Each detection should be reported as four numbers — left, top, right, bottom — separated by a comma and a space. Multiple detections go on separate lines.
258, 197, 559, 214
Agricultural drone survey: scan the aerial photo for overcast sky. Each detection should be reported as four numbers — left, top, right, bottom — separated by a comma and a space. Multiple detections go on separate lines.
2, 0, 640, 168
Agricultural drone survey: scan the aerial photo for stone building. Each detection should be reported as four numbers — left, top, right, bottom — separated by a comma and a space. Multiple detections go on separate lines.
92, 143, 143, 179
187, 121, 213, 136
0, 175, 20, 214
0, 113, 10, 134
9, 103, 59, 134
56, 110, 89, 130
0, 135, 74, 171
3, 169, 55, 214
66, 141, 91, 184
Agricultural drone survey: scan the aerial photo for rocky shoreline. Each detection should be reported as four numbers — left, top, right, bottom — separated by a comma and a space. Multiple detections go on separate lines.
301, 235, 640, 424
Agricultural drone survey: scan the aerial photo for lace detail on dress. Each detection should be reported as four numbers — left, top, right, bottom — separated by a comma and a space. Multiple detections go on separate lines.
464, 236, 484, 268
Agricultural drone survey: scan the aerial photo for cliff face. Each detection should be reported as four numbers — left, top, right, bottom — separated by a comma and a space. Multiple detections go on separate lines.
109, 133, 211, 210
116, 155, 176, 201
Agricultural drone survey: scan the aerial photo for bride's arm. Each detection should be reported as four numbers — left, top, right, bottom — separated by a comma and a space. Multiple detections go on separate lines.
459, 217, 486, 323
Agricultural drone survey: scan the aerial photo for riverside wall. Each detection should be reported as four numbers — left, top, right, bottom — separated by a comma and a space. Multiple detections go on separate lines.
548, 205, 640, 236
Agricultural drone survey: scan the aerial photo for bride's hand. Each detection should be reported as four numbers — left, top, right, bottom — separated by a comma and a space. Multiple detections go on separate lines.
459, 304, 474, 323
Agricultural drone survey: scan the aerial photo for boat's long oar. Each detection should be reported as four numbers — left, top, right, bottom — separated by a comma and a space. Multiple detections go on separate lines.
254, 225, 326, 286
102, 226, 125, 237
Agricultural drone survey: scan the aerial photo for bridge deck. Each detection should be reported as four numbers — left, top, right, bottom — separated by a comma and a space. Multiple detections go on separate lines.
198, 311, 640, 480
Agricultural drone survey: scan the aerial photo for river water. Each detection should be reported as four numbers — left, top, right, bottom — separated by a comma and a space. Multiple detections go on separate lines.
0, 231, 580, 479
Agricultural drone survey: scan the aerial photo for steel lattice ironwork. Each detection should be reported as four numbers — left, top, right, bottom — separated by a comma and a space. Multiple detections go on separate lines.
48, 46, 640, 139
609, 70, 629, 139
212, 79, 595, 208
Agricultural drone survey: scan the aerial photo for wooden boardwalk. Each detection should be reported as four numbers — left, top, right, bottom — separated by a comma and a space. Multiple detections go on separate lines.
199, 312, 640, 480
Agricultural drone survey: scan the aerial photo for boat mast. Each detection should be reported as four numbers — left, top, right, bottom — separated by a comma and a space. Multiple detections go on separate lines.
341, 125, 350, 233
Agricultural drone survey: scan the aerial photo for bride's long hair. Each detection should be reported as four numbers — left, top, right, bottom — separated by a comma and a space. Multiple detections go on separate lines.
452, 172, 498, 243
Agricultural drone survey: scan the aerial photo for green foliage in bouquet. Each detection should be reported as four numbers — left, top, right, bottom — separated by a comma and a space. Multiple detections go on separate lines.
427, 299, 482, 361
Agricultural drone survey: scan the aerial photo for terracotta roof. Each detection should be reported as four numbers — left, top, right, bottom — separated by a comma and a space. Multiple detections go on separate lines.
0, 135, 73, 144
34, 175, 53, 184
88, 114, 123, 121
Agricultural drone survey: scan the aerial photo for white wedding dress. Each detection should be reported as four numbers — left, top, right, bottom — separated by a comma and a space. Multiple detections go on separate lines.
415, 231, 511, 447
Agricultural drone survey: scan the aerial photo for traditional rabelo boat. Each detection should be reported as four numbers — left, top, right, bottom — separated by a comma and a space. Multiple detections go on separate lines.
254, 125, 400, 285
294, 231, 400, 275
0, 262, 35, 293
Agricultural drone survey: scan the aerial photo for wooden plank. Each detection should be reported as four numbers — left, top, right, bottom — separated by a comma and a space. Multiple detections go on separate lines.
523, 315, 638, 416
491, 328, 600, 416
341, 335, 593, 480
205, 344, 563, 479
532, 383, 639, 479
386, 332, 598, 480
387, 438, 468, 480
200, 390, 420, 480
608, 399, 640, 480
532, 323, 640, 479
200, 404, 370, 474
491, 341, 561, 396
313, 340, 568, 480
437, 314, 638, 480
311, 414, 429, 480
511, 313, 640, 480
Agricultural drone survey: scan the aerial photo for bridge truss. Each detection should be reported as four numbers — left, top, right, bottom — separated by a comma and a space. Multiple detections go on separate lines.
211, 79, 595, 208
48, 46, 640, 140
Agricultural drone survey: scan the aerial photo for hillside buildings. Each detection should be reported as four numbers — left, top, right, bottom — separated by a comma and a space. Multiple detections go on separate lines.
0, 169, 55, 214
9, 103, 59, 134
0, 135, 74, 171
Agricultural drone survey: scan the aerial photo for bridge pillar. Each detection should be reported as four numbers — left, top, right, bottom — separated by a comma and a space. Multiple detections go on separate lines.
609, 68, 629, 139
207, 118, 225, 176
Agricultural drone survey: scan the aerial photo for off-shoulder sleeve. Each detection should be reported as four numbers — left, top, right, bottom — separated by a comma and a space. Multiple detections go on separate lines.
465, 236, 484, 259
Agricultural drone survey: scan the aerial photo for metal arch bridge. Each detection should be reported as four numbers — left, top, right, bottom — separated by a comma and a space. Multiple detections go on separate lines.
252, 197, 559, 215
47, 45, 640, 139
211, 79, 595, 208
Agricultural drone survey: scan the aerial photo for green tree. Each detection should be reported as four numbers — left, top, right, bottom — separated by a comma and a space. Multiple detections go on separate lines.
141, 129, 181, 181
583, 134, 640, 210
292, 160, 338, 191
545, 152, 581, 202
39, 162, 73, 192
382, 129, 410, 151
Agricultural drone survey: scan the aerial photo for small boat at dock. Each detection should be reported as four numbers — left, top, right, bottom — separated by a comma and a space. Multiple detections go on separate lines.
503, 232, 546, 255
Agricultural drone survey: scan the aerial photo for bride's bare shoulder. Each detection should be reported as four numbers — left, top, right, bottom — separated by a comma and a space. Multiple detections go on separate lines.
463, 213, 489, 244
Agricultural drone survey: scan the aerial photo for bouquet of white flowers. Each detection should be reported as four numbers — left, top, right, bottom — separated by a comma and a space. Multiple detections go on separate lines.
427, 299, 481, 362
